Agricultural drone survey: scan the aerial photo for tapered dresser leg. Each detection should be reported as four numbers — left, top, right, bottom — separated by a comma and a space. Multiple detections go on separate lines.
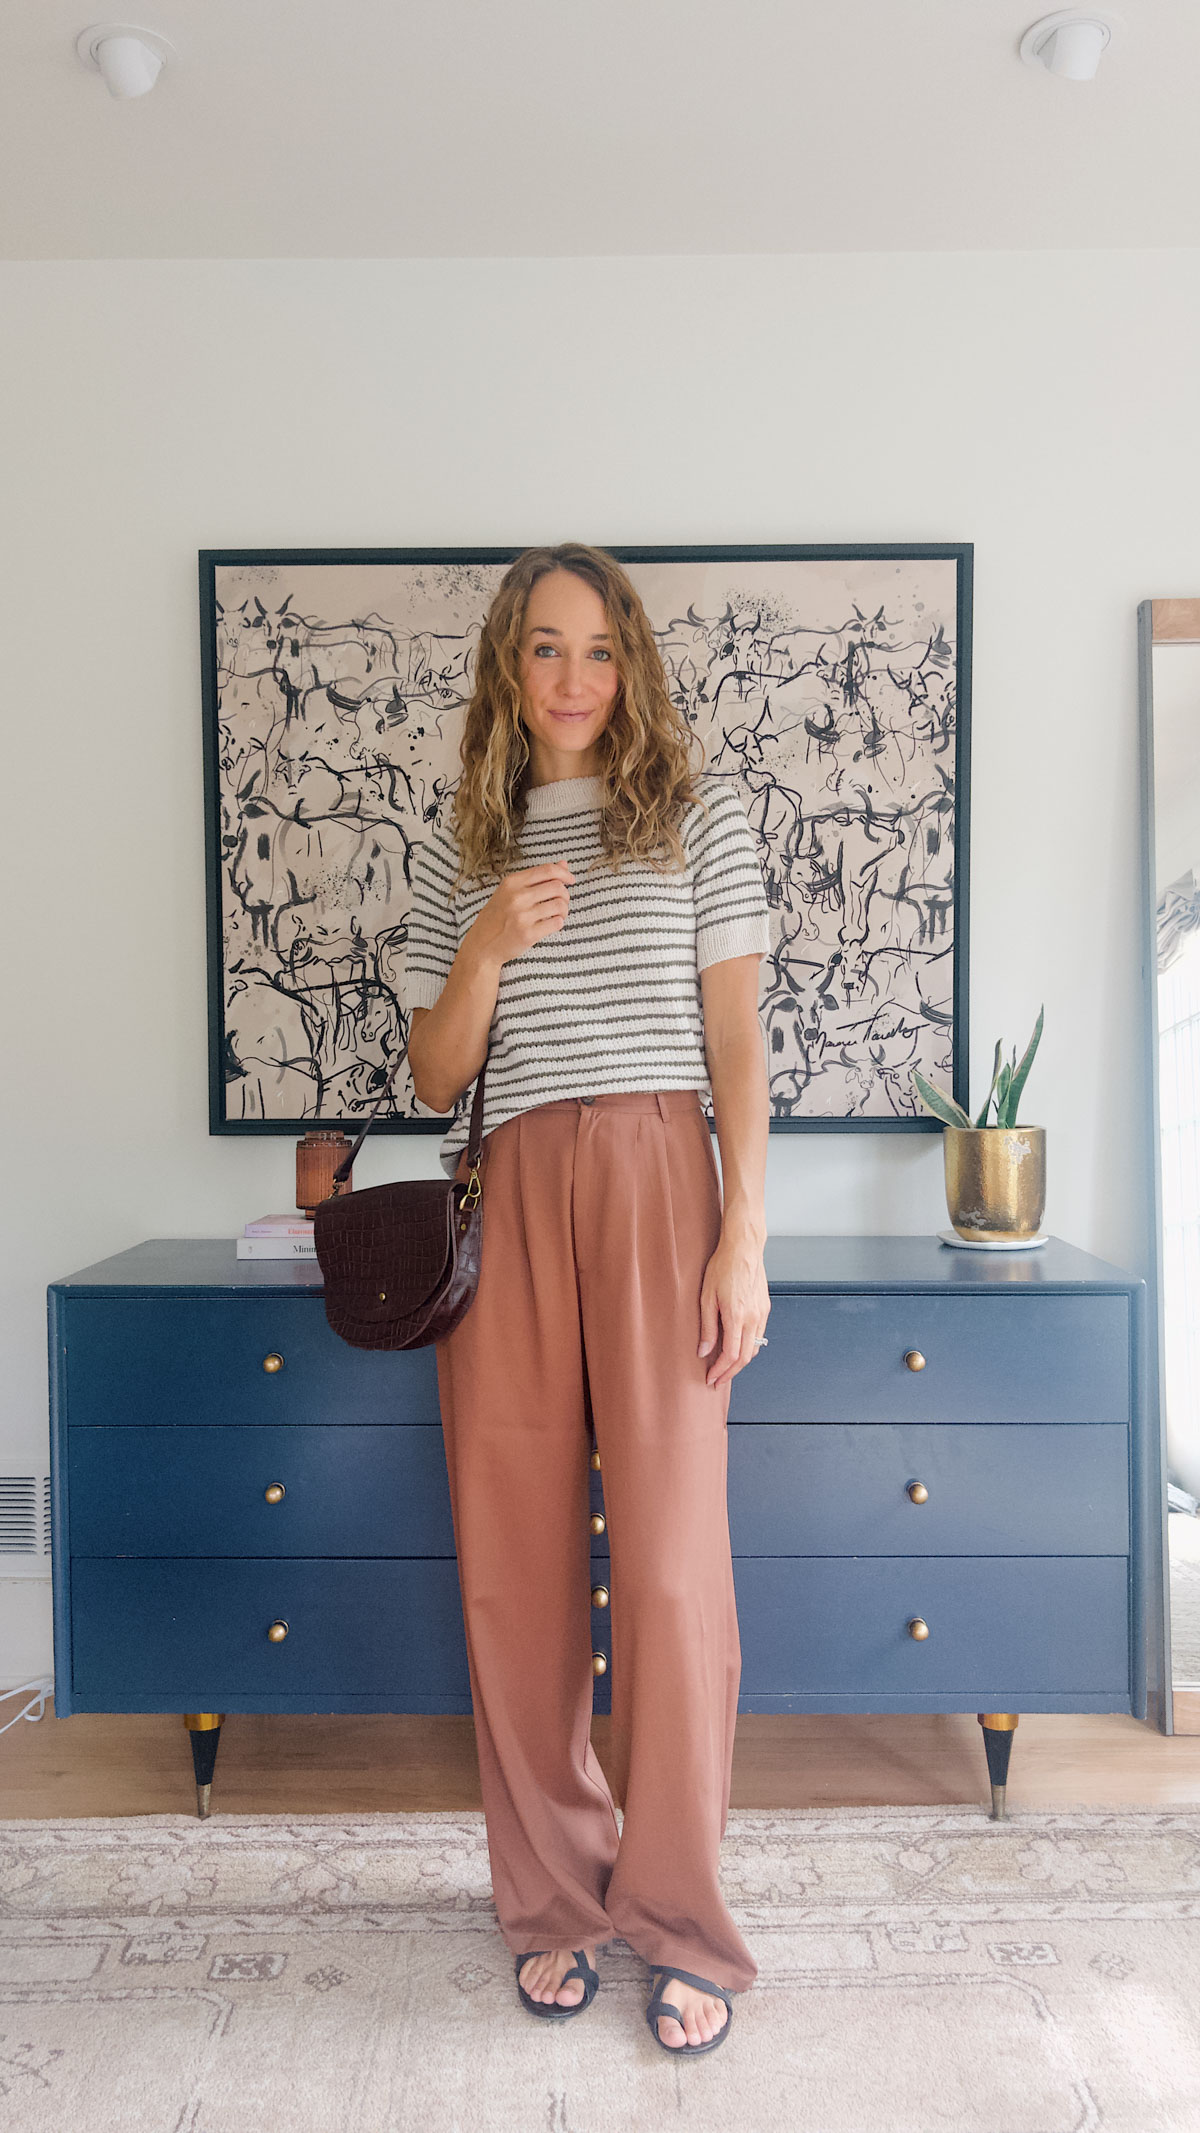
977, 1712, 1019, 1819
183, 1713, 226, 1819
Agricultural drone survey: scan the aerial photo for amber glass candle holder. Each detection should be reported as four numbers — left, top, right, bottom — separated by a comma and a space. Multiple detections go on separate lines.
296, 1131, 354, 1216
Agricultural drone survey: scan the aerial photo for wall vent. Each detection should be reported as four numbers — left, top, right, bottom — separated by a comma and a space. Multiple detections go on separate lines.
0, 1474, 52, 1576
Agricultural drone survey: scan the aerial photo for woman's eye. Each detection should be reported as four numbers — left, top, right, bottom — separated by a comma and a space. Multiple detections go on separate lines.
528, 642, 610, 661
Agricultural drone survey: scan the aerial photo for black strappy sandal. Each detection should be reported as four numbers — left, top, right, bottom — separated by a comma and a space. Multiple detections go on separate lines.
515, 1948, 600, 2021
645, 1966, 733, 2055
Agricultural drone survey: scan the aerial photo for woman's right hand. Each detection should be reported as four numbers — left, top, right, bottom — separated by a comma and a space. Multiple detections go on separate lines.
467, 861, 576, 970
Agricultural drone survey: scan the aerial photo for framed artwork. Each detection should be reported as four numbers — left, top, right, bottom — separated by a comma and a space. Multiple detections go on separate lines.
200, 543, 972, 1137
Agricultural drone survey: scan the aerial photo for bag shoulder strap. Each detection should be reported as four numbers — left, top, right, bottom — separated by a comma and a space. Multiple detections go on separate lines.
331, 1036, 488, 1191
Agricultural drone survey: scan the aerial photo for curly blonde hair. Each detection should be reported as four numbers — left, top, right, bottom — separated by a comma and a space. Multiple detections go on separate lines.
447, 543, 709, 890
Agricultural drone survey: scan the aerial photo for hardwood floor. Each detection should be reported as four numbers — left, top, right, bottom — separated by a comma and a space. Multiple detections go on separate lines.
4, 1703, 1200, 1818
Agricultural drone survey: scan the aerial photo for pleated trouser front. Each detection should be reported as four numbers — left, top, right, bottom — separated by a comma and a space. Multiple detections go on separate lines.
434, 1087, 757, 1995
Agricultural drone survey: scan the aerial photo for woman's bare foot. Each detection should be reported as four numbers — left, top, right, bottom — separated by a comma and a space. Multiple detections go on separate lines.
654, 1976, 730, 2049
518, 1945, 597, 2008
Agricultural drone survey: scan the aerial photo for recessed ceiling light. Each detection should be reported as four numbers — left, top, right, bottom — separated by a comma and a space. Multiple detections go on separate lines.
1019, 11, 1119, 80
75, 22, 176, 100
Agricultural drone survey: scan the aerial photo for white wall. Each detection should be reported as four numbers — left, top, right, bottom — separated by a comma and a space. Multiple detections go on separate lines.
4, 250, 1198, 1685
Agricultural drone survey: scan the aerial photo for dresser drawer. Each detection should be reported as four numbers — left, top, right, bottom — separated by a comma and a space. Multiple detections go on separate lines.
728, 1292, 1130, 1425
59, 1296, 442, 1428
70, 1559, 470, 1701
587, 1552, 1127, 1704
587, 1552, 613, 1714
732, 1556, 1129, 1697
67, 1425, 456, 1556
726, 1424, 1129, 1556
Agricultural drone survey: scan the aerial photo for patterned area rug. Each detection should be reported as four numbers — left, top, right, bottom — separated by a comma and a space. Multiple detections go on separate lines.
3, 1805, 1200, 2132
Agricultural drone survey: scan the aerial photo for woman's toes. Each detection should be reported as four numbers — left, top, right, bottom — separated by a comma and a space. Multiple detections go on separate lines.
656, 1982, 728, 2047
520, 1949, 589, 2005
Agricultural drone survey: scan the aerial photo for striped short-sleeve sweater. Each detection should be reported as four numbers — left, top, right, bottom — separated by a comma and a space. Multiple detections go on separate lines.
403, 770, 772, 1177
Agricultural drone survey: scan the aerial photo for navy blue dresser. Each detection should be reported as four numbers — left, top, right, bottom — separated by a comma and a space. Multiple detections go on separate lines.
47, 1235, 1155, 1818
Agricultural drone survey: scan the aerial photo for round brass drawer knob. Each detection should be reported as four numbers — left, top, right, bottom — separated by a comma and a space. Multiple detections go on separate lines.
903, 1349, 926, 1372
591, 1652, 607, 1676
589, 1512, 606, 1535
262, 1353, 284, 1374
907, 1481, 928, 1504
264, 1483, 286, 1505
908, 1617, 930, 1640
590, 1449, 602, 1471
267, 1619, 289, 1643
591, 1584, 610, 1609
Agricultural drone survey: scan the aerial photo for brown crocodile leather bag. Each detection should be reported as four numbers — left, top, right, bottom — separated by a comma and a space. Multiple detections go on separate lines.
312, 1041, 488, 1351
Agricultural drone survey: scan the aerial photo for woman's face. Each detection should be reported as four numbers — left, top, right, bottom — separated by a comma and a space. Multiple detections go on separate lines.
517, 568, 620, 782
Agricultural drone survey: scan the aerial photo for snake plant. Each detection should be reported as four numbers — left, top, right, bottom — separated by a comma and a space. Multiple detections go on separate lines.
910, 1006, 1044, 1130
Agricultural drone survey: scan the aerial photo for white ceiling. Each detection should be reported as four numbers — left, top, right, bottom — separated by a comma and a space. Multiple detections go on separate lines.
3, 0, 1197, 258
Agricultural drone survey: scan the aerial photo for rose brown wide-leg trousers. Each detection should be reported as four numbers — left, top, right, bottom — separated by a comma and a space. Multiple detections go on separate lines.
435, 1088, 757, 1995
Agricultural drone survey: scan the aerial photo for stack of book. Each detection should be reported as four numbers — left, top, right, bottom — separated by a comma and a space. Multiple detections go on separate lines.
236, 1213, 317, 1260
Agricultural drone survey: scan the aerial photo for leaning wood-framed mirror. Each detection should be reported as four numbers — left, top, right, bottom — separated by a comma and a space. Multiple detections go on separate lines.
1138, 598, 1200, 1735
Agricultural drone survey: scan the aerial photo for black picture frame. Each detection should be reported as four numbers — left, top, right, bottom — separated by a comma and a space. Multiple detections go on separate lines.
200, 542, 972, 1139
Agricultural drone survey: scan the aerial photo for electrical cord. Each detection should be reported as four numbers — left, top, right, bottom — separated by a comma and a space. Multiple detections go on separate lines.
0, 1676, 54, 1733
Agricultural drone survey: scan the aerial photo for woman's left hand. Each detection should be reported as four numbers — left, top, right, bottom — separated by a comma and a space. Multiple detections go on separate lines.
698, 1225, 770, 1388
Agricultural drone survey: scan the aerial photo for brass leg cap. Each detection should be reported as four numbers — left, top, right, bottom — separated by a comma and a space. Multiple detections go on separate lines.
196, 1782, 212, 1820
989, 1782, 1008, 1821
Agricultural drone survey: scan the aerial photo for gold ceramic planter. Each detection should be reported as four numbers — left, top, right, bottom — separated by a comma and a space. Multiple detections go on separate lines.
943, 1126, 1045, 1241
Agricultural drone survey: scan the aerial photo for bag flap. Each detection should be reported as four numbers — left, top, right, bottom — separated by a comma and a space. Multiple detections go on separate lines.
313, 1178, 457, 1314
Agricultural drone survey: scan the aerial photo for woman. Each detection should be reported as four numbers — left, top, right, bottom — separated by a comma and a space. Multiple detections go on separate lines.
404, 543, 771, 2056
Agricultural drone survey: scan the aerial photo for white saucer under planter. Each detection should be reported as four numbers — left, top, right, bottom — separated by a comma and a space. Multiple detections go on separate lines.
936, 1229, 1049, 1252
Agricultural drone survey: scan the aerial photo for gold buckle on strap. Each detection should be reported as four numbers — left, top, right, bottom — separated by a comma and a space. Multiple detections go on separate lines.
461, 1164, 482, 1212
